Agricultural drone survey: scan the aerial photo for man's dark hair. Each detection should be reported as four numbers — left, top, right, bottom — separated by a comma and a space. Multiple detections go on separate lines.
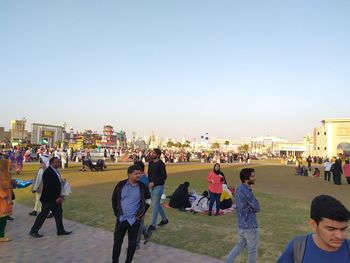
127, 164, 141, 175
49, 157, 59, 165
153, 148, 161, 157
311, 195, 350, 224
239, 168, 255, 183
134, 161, 145, 172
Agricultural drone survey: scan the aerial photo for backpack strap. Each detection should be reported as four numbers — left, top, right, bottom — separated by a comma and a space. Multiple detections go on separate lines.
347, 240, 350, 258
196, 196, 206, 206
292, 235, 308, 263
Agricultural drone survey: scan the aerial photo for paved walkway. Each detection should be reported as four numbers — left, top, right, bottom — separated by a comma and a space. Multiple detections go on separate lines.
2, 204, 223, 263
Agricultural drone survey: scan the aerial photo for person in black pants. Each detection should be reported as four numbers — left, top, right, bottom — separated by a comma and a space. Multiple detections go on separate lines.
29, 157, 72, 238
112, 164, 151, 263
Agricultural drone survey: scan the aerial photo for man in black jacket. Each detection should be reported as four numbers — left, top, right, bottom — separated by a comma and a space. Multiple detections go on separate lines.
112, 164, 151, 263
29, 157, 72, 238
148, 148, 169, 231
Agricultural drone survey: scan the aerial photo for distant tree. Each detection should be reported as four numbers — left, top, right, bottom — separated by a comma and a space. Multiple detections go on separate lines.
182, 143, 190, 148
167, 141, 175, 148
212, 142, 220, 149
175, 142, 182, 148
238, 144, 249, 153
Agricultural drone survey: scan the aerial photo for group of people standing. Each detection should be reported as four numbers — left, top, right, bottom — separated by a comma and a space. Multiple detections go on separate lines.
295, 157, 350, 185
323, 157, 350, 185
0, 153, 72, 242
111, 148, 169, 263
319, 157, 350, 185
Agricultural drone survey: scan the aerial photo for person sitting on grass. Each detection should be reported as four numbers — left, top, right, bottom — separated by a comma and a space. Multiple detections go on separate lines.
169, 181, 191, 211
191, 190, 209, 213
312, 168, 321, 178
220, 184, 233, 210
295, 164, 302, 176
301, 165, 308, 176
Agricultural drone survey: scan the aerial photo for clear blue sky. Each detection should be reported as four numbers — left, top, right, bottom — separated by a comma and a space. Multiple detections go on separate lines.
1, 1, 349, 141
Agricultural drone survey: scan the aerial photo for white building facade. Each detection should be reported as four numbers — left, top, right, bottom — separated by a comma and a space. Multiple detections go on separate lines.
31, 123, 64, 147
313, 119, 350, 158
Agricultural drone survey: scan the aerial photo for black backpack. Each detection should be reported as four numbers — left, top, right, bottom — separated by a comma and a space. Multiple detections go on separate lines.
292, 235, 350, 263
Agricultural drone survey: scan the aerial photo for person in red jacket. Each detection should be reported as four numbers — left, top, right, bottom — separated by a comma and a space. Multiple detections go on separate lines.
343, 159, 350, 184
207, 163, 223, 216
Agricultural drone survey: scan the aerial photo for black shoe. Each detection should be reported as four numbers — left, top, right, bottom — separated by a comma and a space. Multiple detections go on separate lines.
208, 212, 212, 216
29, 211, 37, 216
178, 207, 186, 212
157, 219, 169, 226
47, 213, 53, 218
144, 226, 154, 245
148, 225, 156, 231
57, 231, 72, 236
29, 232, 43, 238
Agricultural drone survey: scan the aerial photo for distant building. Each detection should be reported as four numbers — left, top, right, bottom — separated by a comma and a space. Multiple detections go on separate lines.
101, 125, 117, 148
116, 130, 127, 148
274, 142, 305, 157
248, 136, 288, 155
31, 123, 64, 147
313, 119, 350, 158
303, 134, 314, 157
10, 119, 29, 145
0, 127, 11, 148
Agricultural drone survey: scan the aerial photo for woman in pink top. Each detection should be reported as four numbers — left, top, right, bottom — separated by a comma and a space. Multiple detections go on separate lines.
343, 159, 350, 184
207, 163, 223, 216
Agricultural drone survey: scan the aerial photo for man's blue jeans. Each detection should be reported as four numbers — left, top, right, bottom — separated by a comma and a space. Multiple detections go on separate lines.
151, 185, 167, 227
225, 228, 259, 263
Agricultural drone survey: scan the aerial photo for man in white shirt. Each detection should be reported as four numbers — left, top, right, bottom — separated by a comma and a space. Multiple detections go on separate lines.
29, 159, 46, 216
323, 159, 332, 182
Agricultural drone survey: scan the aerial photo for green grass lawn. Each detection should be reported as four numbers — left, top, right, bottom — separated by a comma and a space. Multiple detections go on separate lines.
14, 162, 350, 262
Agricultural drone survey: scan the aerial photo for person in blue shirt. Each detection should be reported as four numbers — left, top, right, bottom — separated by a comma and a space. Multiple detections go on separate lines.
111, 164, 151, 263
134, 161, 151, 248
226, 168, 260, 263
277, 194, 350, 263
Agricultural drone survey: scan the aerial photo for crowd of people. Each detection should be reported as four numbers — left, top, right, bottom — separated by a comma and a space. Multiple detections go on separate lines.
295, 156, 350, 185
1, 146, 350, 262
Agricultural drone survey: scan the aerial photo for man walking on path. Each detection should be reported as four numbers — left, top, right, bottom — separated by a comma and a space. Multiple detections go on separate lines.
112, 164, 151, 263
133, 161, 151, 248
29, 157, 72, 238
147, 148, 169, 232
29, 158, 46, 216
225, 168, 260, 263
277, 195, 350, 263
